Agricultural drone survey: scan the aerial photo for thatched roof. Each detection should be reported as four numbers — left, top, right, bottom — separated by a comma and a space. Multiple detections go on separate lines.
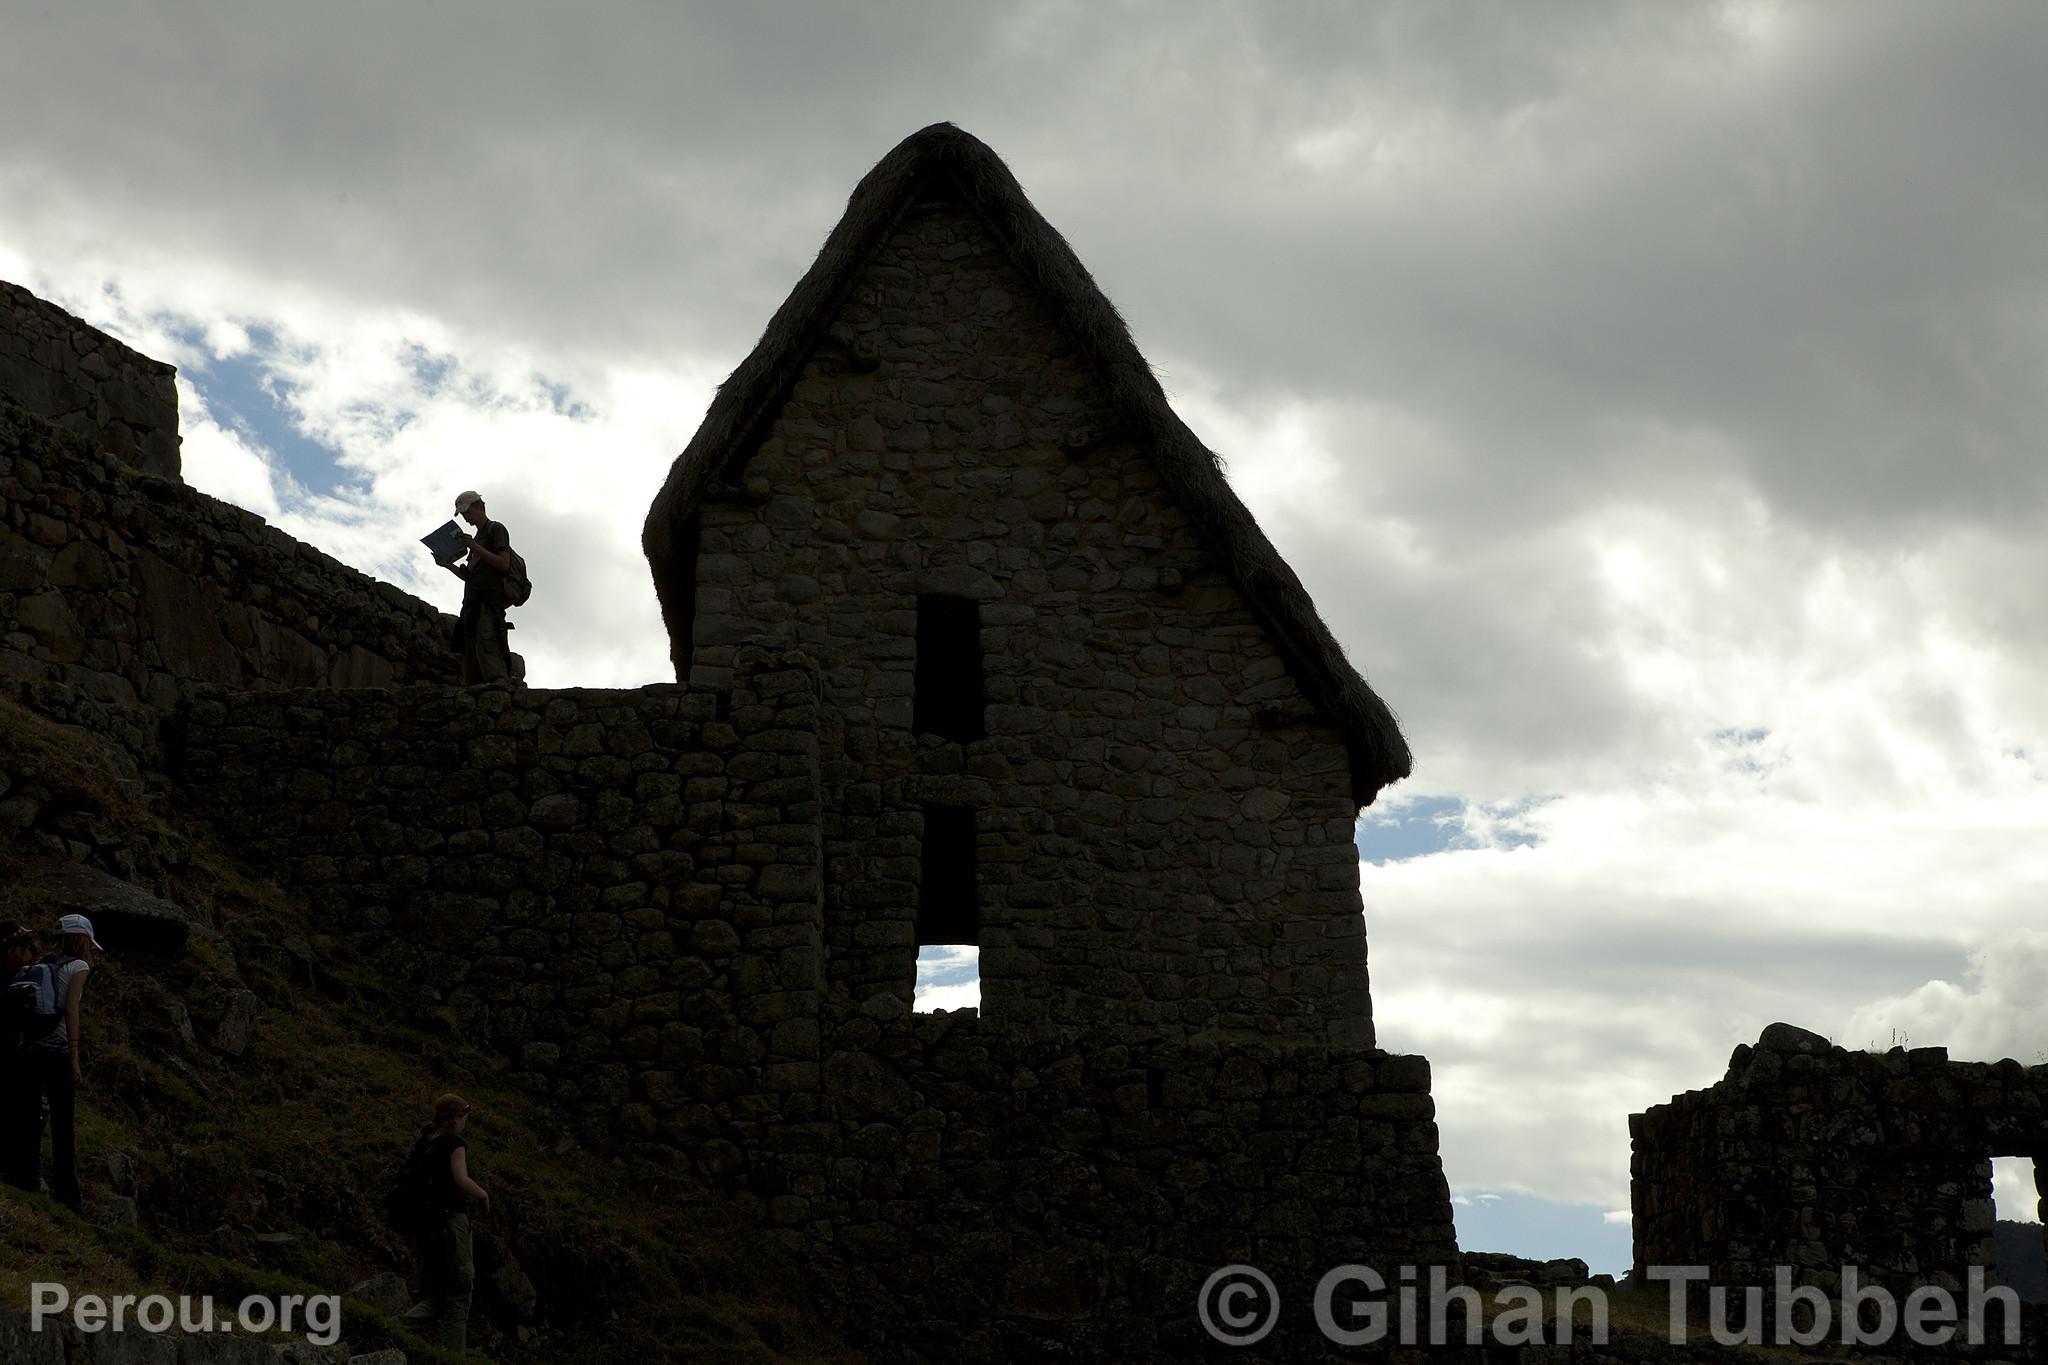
643, 122, 1411, 806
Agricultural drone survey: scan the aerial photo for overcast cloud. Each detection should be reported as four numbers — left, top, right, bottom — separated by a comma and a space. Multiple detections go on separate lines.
4, 2, 2043, 1266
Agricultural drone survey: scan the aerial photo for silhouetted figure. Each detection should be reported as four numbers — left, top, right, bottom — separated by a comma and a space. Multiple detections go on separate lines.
11, 914, 98, 1209
1, 924, 41, 1190
445, 490, 514, 684
397, 1093, 491, 1353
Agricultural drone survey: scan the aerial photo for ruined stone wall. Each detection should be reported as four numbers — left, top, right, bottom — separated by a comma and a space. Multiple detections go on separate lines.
1, 279, 181, 479
1, 402, 460, 727
691, 192, 1371, 1046
1632, 1023, 2048, 1300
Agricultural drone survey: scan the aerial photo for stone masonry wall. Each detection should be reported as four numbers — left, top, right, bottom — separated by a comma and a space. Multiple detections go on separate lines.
691, 190, 1372, 1046
1632, 1022, 2048, 1300
1, 685, 193, 894
1, 402, 460, 729
807, 1013, 1455, 1361
176, 655, 1458, 1359
2, 278, 181, 479
178, 650, 826, 1174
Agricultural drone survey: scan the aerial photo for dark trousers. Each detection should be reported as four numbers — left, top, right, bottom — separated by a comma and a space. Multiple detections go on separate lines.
6, 1049, 78, 1208
2, 1048, 36, 1192
400, 1210, 475, 1352
456, 601, 510, 684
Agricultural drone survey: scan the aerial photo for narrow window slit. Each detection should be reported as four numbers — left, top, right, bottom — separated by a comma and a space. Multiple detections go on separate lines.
914, 594, 984, 741
917, 804, 978, 947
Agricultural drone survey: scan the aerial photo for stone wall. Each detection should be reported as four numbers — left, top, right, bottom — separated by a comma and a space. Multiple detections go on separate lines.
176, 654, 1458, 1358
178, 650, 826, 1158
1632, 1022, 2048, 1300
691, 190, 1372, 1046
1, 278, 181, 479
1, 675, 173, 800
1, 402, 460, 729
805, 1014, 1455, 1361
0, 684, 192, 895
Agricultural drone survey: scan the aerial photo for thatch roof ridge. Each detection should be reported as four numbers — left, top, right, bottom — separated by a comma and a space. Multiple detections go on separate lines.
643, 122, 1411, 805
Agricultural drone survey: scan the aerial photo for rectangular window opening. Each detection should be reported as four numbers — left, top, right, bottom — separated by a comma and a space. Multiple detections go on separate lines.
916, 804, 978, 947
914, 594, 984, 741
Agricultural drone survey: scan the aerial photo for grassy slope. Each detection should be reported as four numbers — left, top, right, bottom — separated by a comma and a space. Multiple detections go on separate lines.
0, 696, 855, 1365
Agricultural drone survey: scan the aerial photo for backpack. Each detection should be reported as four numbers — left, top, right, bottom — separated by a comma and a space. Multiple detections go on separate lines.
501, 547, 531, 609
5, 957, 76, 1045
383, 1138, 438, 1234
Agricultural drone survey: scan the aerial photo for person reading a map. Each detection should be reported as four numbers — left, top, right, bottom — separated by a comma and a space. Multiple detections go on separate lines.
444, 489, 514, 684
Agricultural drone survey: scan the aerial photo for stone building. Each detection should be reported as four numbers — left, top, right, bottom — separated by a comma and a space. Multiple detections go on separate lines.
6, 132, 1463, 1358
644, 122, 1408, 1044
1633, 1022, 2048, 1301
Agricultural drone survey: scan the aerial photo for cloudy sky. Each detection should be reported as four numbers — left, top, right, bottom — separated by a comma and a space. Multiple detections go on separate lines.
5, 2, 2044, 1272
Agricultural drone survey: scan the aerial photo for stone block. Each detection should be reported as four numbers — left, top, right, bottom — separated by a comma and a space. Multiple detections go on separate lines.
9, 857, 191, 954
15, 591, 84, 662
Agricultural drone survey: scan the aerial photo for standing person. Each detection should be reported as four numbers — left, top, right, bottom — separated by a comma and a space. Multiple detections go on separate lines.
397, 1093, 490, 1354
1, 925, 41, 1191
25, 914, 97, 1210
444, 490, 515, 685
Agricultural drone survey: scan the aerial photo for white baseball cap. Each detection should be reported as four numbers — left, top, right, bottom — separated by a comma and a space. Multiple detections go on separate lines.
57, 913, 104, 950
454, 490, 483, 514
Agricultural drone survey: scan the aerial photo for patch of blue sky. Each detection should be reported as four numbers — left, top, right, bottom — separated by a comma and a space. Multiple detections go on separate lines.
1356, 795, 1465, 863
1710, 726, 1775, 775
402, 341, 457, 398
1712, 727, 1770, 746
1356, 795, 1548, 864
1452, 1191, 1634, 1278
400, 339, 524, 414
392, 337, 586, 419
175, 323, 358, 500
535, 375, 593, 420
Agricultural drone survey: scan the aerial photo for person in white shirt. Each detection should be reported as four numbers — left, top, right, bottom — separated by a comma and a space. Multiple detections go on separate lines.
25, 913, 98, 1209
